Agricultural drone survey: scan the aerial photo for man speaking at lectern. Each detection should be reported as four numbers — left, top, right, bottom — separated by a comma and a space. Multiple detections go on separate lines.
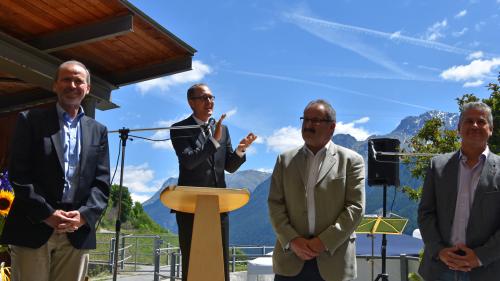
268, 99, 365, 281
170, 83, 256, 281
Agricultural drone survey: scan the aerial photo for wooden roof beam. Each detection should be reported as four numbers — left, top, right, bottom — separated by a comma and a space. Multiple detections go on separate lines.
110, 56, 193, 86
0, 31, 117, 110
28, 14, 134, 53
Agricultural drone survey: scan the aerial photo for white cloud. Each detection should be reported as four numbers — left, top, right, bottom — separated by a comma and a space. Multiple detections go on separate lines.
136, 60, 212, 94
475, 21, 486, 31
265, 126, 303, 153
452, 27, 468, 37
335, 117, 372, 141
455, 10, 467, 18
244, 146, 258, 155
256, 168, 273, 173
425, 19, 447, 41
440, 58, 500, 81
225, 108, 237, 118
390, 31, 401, 39
467, 51, 484, 60
112, 163, 162, 194
130, 193, 152, 204
149, 115, 190, 150
353, 117, 370, 124
463, 80, 484, 87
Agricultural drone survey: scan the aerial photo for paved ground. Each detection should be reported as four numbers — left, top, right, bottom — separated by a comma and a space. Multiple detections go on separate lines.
91, 270, 247, 281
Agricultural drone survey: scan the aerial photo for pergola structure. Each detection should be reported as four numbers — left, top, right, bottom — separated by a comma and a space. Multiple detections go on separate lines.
0, 0, 196, 168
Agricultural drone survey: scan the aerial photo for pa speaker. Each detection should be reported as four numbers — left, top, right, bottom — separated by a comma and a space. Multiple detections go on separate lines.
368, 138, 400, 186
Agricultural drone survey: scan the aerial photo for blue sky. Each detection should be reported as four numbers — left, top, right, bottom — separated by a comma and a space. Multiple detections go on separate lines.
96, 0, 500, 202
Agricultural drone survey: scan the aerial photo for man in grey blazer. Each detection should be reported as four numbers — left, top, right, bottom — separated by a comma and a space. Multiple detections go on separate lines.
418, 101, 500, 281
2, 61, 110, 281
268, 99, 365, 281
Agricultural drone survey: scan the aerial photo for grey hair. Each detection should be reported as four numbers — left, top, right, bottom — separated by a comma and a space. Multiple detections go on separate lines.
187, 83, 209, 99
304, 99, 336, 122
54, 60, 91, 85
459, 101, 493, 128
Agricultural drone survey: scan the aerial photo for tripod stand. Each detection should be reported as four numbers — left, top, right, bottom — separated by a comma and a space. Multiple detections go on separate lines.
374, 184, 389, 281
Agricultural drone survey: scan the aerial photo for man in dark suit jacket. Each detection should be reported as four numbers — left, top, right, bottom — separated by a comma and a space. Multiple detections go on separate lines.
1, 61, 110, 281
418, 101, 500, 281
170, 83, 256, 281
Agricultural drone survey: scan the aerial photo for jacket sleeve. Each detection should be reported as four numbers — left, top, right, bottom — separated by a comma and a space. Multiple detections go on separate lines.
317, 153, 365, 254
268, 155, 300, 249
78, 126, 110, 229
418, 158, 446, 259
9, 111, 56, 222
223, 126, 245, 173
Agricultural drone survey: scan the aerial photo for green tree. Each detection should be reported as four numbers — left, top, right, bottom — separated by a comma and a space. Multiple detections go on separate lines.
402, 72, 500, 201
110, 184, 133, 222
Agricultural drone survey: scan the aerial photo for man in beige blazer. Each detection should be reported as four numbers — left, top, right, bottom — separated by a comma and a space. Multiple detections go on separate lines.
268, 99, 365, 281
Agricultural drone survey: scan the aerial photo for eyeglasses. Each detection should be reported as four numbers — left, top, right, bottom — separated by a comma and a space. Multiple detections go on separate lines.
190, 95, 215, 102
300, 117, 333, 125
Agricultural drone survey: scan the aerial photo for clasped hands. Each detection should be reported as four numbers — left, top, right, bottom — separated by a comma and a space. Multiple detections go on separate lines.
44, 209, 86, 233
290, 237, 326, 261
212, 114, 257, 151
438, 244, 480, 272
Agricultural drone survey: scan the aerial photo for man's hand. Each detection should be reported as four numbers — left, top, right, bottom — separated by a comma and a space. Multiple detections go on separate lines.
213, 114, 226, 141
237, 133, 257, 153
307, 237, 326, 253
290, 237, 319, 261
438, 245, 474, 272
454, 244, 480, 270
45, 210, 86, 233
44, 209, 73, 229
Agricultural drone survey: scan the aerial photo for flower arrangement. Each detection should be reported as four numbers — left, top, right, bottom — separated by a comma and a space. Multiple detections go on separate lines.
0, 171, 13, 281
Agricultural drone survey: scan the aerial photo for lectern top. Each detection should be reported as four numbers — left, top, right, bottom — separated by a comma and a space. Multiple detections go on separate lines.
160, 185, 250, 213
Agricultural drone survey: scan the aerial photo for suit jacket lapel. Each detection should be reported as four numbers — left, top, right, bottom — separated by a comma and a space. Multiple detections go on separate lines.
49, 107, 65, 172
444, 152, 460, 221
291, 148, 307, 188
471, 154, 498, 212
80, 116, 91, 174
317, 143, 337, 184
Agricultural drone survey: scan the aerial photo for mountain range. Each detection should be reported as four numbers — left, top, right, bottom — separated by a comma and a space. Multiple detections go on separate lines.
143, 110, 459, 245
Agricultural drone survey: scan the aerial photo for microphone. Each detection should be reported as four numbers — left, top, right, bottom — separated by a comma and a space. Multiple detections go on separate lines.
202, 118, 216, 135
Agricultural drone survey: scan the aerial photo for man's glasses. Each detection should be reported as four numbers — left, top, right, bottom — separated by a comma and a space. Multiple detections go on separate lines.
300, 117, 333, 125
190, 95, 215, 102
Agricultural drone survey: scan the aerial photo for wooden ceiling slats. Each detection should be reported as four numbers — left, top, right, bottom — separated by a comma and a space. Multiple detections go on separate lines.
0, 0, 195, 113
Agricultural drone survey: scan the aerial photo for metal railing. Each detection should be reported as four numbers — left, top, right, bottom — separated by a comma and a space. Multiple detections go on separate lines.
89, 234, 419, 281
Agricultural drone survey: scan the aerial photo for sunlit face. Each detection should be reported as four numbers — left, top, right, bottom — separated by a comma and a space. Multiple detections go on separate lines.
458, 108, 493, 149
188, 85, 214, 121
52, 64, 90, 108
301, 103, 336, 152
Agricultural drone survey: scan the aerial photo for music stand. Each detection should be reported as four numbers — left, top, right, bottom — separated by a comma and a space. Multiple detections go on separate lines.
356, 216, 408, 281
160, 185, 250, 281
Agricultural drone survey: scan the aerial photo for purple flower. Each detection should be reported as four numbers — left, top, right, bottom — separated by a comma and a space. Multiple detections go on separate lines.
0, 171, 12, 192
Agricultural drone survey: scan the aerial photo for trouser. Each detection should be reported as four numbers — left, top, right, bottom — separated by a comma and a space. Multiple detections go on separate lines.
176, 211, 229, 281
10, 232, 89, 281
435, 269, 470, 281
274, 259, 326, 281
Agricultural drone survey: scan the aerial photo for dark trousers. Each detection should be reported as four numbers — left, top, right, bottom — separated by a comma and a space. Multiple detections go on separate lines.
274, 259, 325, 281
176, 212, 229, 281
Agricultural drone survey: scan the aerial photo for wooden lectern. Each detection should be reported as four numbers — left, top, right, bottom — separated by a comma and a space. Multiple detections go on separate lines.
160, 186, 250, 281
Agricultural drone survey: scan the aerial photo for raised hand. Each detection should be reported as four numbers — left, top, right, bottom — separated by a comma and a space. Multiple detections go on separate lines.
238, 133, 257, 152
213, 114, 226, 141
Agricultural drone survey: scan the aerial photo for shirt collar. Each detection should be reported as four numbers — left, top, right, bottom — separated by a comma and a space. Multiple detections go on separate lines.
192, 114, 210, 126
56, 103, 85, 123
303, 140, 332, 157
459, 146, 489, 163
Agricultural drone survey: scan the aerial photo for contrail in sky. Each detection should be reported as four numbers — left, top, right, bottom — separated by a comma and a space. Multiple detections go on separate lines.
287, 13, 479, 56
229, 70, 434, 110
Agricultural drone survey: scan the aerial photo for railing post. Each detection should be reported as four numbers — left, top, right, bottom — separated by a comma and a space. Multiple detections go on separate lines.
109, 237, 115, 273
400, 254, 408, 281
120, 236, 126, 269
231, 247, 236, 272
170, 251, 177, 281
176, 248, 181, 278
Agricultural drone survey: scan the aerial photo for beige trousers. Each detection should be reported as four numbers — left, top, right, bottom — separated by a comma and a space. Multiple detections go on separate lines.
10, 232, 89, 281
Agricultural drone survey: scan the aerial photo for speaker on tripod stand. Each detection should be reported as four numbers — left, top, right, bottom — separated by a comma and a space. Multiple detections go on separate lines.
367, 138, 400, 281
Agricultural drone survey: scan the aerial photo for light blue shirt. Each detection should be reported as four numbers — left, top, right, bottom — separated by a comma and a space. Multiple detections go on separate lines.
56, 103, 85, 203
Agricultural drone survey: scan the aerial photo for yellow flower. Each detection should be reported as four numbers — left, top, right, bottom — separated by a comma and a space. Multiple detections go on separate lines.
0, 190, 14, 217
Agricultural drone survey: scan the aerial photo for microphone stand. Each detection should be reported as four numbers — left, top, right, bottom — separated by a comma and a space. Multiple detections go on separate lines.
108, 124, 205, 281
